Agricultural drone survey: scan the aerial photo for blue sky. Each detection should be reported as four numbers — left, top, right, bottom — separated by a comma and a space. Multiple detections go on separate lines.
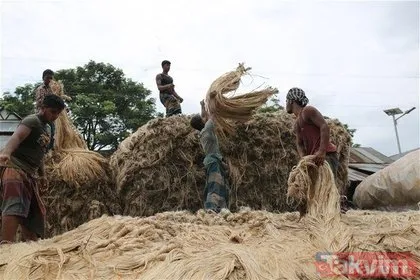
1, 0, 419, 156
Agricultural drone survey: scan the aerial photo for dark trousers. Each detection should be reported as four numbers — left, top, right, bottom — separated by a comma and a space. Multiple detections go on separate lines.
325, 152, 339, 180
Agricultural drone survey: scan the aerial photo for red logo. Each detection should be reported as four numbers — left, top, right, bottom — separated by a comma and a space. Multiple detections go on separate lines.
315, 252, 418, 278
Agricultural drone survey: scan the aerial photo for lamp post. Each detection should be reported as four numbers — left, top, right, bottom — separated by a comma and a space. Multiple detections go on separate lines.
384, 107, 416, 155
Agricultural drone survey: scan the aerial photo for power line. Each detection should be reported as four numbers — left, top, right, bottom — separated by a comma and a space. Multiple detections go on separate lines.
2, 56, 419, 80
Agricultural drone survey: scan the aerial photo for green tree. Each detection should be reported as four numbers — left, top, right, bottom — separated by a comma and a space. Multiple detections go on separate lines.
54, 61, 157, 150
258, 96, 284, 113
0, 84, 39, 117
0, 61, 158, 151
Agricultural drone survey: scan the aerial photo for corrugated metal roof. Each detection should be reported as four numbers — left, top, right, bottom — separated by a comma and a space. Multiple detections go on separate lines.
347, 147, 392, 182
0, 107, 22, 121
348, 163, 388, 174
348, 168, 370, 182
349, 147, 393, 164
390, 148, 420, 161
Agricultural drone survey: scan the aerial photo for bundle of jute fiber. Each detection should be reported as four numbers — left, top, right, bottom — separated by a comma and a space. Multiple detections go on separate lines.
1, 209, 418, 279
287, 155, 341, 221
205, 63, 278, 137
110, 110, 351, 217
39, 80, 121, 237
49, 80, 87, 150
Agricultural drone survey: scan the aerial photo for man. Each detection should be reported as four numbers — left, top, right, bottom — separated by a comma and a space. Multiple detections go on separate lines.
0, 95, 66, 244
35, 69, 55, 150
156, 60, 184, 117
285, 87, 348, 213
190, 100, 229, 213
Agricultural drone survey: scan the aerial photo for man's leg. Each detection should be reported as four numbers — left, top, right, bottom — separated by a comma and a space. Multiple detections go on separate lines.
165, 96, 182, 117
20, 225, 37, 241
1, 215, 21, 242
325, 152, 339, 181
20, 194, 44, 241
326, 152, 349, 213
1, 168, 33, 242
204, 161, 229, 213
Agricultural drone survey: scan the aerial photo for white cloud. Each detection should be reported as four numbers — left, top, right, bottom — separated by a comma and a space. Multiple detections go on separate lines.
1, 0, 419, 156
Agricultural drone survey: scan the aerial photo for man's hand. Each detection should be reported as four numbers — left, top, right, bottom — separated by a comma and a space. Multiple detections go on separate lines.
0, 154, 10, 166
62, 94, 72, 101
313, 150, 326, 166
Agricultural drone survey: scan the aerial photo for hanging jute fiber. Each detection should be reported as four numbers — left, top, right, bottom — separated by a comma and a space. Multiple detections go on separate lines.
42, 80, 121, 237
205, 63, 278, 138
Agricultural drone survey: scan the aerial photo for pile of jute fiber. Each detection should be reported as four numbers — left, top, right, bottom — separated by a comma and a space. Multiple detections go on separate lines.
0, 209, 418, 278
110, 111, 351, 217
42, 80, 121, 237
1, 158, 418, 279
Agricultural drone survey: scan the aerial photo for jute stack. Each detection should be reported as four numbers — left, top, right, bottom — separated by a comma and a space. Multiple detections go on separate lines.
110, 111, 351, 217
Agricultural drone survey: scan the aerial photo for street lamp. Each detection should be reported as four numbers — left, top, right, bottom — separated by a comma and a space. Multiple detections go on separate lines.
384, 107, 416, 155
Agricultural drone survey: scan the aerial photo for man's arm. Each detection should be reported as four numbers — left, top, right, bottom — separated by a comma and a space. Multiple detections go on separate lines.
303, 106, 330, 165
0, 125, 32, 164
294, 122, 306, 157
155, 74, 174, 92
200, 100, 211, 123
296, 132, 306, 158
171, 88, 183, 102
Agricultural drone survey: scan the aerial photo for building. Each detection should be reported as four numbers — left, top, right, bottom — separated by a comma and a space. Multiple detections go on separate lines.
389, 147, 420, 161
0, 107, 22, 149
346, 147, 394, 202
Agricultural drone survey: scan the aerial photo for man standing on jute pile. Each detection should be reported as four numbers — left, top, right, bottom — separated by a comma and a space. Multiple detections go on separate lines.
0, 95, 66, 244
156, 60, 184, 117
285, 87, 348, 213
35, 69, 56, 150
190, 100, 230, 214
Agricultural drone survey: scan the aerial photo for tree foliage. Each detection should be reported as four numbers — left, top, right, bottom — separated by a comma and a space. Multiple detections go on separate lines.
258, 96, 284, 113
0, 84, 39, 117
1, 61, 158, 150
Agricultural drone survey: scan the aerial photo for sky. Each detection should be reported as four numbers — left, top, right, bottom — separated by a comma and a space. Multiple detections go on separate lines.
0, 0, 419, 156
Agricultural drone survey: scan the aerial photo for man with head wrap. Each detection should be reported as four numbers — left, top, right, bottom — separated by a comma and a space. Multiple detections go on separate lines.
285, 87, 338, 173
285, 87, 349, 213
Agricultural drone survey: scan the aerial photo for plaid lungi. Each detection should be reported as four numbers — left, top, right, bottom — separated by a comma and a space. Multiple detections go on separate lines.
160, 93, 182, 117
0, 167, 46, 238
203, 154, 229, 212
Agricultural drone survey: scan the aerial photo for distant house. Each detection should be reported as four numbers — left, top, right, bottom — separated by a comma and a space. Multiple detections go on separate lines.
346, 147, 394, 202
0, 107, 22, 149
389, 147, 420, 161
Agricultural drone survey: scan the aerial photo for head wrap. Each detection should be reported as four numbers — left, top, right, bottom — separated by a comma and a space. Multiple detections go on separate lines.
286, 87, 309, 107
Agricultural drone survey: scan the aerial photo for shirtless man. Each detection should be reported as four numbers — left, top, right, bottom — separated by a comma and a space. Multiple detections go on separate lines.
286, 87, 349, 213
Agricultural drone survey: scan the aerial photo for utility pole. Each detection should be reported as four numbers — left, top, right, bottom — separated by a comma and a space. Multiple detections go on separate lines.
384, 107, 416, 156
